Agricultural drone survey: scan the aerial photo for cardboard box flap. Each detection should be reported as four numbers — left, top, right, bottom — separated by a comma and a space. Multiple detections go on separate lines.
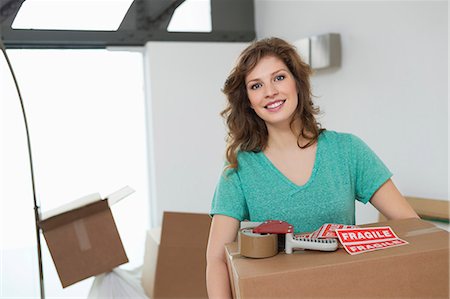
41, 192, 101, 221
141, 228, 161, 298
149, 227, 161, 246
105, 185, 135, 207
41, 186, 134, 222
40, 200, 108, 232
39, 186, 135, 231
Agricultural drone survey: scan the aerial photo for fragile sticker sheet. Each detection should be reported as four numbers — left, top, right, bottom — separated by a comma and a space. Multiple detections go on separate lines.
297, 223, 358, 239
336, 226, 409, 255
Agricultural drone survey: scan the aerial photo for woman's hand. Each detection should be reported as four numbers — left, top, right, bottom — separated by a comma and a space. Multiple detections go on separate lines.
206, 214, 240, 299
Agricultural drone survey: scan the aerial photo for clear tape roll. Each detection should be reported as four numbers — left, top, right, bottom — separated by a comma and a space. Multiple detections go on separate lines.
238, 228, 278, 258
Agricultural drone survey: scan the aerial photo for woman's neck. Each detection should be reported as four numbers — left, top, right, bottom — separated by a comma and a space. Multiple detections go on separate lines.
265, 120, 306, 151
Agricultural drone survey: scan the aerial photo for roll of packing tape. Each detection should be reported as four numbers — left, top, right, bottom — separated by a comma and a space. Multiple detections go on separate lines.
238, 228, 278, 258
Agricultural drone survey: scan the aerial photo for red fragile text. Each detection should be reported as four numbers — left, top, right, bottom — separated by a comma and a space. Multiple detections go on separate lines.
347, 239, 408, 254
336, 226, 409, 255
338, 227, 395, 242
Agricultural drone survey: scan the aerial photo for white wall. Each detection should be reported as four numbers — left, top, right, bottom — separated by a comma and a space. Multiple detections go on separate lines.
255, 0, 448, 224
143, 42, 249, 226
144, 1, 447, 228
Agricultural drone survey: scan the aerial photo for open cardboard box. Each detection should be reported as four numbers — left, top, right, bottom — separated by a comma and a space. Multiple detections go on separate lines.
226, 218, 450, 298
141, 211, 211, 299
39, 186, 134, 288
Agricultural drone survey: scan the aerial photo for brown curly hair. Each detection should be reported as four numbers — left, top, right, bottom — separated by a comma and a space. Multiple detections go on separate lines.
221, 37, 324, 169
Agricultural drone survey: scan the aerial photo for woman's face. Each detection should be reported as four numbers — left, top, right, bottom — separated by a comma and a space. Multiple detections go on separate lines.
245, 55, 298, 129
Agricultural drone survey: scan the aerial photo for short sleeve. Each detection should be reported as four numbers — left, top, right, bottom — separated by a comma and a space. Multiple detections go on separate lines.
210, 168, 249, 221
348, 134, 393, 204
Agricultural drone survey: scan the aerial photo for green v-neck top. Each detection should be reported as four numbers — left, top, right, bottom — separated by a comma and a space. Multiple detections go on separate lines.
210, 130, 392, 233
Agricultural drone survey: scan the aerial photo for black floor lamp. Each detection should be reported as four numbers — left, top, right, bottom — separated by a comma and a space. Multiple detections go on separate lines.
0, 37, 46, 299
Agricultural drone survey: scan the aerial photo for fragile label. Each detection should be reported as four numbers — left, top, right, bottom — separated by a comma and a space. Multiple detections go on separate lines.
298, 223, 357, 239
336, 226, 409, 255
314, 223, 358, 239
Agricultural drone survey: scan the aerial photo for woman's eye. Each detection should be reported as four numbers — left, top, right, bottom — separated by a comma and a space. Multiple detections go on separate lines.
251, 83, 262, 90
275, 75, 285, 81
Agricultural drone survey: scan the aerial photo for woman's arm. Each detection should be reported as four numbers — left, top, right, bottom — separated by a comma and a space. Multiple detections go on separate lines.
206, 214, 240, 299
370, 179, 419, 220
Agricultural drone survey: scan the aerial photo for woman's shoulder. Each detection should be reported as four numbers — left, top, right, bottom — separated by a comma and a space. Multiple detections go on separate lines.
237, 149, 260, 159
320, 129, 360, 144
236, 150, 261, 166
321, 130, 371, 155
221, 150, 261, 178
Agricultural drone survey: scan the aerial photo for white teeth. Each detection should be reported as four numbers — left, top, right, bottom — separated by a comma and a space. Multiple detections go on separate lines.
266, 100, 284, 109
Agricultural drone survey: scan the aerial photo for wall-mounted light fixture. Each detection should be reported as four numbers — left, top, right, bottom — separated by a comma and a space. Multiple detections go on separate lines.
294, 33, 341, 70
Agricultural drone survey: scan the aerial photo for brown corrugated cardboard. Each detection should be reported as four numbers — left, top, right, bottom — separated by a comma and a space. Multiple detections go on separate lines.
380, 197, 450, 222
141, 211, 211, 299
39, 187, 133, 288
226, 218, 449, 298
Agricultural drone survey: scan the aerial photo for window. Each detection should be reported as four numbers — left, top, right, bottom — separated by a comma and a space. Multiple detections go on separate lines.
167, 0, 212, 32
1, 48, 149, 297
12, 0, 134, 31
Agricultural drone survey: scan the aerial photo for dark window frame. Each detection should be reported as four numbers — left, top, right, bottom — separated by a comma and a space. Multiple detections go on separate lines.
0, 0, 255, 49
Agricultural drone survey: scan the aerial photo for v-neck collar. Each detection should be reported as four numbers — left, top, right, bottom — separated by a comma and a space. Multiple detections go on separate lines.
257, 133, 323, 192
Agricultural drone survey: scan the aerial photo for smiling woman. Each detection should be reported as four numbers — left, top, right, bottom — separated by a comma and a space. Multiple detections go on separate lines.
206, 37, 419, 299
0, 48, 149, 297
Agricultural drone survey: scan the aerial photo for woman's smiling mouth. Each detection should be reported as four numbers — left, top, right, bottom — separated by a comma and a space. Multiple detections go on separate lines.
265, 99, 286, 110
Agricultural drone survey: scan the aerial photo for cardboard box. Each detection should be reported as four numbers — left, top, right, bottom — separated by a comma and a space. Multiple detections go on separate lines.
141, 211, 211, 299
380, 197, 450, 223
39, 186, 133, 288
226, 218, 449, 298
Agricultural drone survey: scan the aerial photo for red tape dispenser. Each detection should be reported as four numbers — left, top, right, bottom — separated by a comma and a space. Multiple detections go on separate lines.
239, 220, 338, 258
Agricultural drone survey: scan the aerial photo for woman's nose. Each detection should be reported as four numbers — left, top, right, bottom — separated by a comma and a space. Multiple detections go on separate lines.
264, 82, 279, 98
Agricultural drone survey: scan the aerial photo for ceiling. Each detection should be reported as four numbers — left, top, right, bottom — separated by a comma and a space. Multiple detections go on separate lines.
0, 0, 255, 48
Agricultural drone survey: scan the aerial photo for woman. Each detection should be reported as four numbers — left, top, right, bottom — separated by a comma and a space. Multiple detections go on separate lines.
206, 37, 418, 298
